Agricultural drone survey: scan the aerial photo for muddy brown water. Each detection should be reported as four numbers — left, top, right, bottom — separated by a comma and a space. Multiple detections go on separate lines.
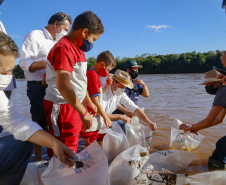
12, 74, 226, 175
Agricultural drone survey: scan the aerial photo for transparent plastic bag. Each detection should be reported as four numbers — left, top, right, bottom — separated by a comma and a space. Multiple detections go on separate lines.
109, 145, 149, 185
134, 166, 187, 185
41, 141, 109, 185
126, 124, 153, 149
185, 171, 226, 185
143, 150, 197, 173
170, 119, 205, 151
20, 161, 49, 185
99, 121, 129, 164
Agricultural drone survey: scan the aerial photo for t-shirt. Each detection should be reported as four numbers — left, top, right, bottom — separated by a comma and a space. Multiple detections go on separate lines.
87, 68, 101, 98
125, 80, 143, 105
213, 85, 226, 108
44, 36, 87, 104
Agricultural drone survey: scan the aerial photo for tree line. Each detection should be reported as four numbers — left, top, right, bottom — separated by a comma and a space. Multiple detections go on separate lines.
13, 50, 224, 78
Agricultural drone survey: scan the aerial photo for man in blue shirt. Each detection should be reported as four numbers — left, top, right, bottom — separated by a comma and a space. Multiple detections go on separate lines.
113, 59, 149, 131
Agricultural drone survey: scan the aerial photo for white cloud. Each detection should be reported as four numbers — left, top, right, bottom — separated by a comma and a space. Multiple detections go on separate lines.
145, 25, 170, 32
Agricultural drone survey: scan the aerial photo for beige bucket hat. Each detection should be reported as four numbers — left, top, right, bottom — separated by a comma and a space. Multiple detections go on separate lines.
113, 69, 134, 89
199, 70, 222, 85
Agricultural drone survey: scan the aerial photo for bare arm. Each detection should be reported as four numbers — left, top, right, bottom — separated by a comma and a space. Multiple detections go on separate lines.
180, 106, 223, 132
106, 113, 131, 123
134, 79, 149, 97
56, 69, 92, 129
211, 108, 226, 126
28, 130, 75, 166
102, 76, 113, 93
84, 91, 97, 117
29, 61, 47, 72
117, 103, 135, 118
91, 96, 112, 127
134, 108, 157, 130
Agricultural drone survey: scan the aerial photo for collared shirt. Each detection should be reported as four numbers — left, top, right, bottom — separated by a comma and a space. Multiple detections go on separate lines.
0, 21, 7, 34
102, 86, 139, 114
19, 27, 57, 81
0, 91, 42, 141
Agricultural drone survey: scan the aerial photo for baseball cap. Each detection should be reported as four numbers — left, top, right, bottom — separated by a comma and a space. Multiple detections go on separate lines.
124, 59, 143, 69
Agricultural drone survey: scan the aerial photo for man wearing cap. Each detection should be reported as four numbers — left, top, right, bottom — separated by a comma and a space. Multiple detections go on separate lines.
112, 59, 149, 131
102, 69, 157, 131
125, 59, 149, 103
180, 70, 226, 164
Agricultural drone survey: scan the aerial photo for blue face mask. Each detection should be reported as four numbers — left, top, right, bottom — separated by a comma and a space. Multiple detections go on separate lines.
79, 38, 93, 52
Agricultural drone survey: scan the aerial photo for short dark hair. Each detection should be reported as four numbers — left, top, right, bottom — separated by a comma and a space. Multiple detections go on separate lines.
48, 12, 72, 25
0, 32, 19, 66
72, 11, 104, 35
222, 0, 226, 8
97, 51, 116, 68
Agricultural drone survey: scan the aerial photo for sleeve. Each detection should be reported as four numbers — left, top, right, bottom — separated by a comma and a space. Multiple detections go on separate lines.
87, 70, 101, 97
119, 92, 139, 113
19, 32, 40, 72
137, 83, 143, 95
213, 89, 226, 108
50, 46, 74, 73
0, 101, 42, 141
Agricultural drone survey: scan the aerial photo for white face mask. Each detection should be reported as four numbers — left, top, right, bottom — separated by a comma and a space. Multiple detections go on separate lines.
113, 87, 125, 96
55, 28, 67, 40
0, 75, 12, 90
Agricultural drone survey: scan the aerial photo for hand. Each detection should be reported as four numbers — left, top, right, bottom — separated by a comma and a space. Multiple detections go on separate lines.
86, 101, 97, 118
147, 121, 157, 131
221, 76, 226, 85
216, 74, 224, 79
120, 115, 131, 124
104, 116, 112, 127
106, 76, 113, 86
81, 112, 93, 130
125, 110, 135, 118
134, 79, 145, 86
179, 123, 191, 132
52, 141, 75, 167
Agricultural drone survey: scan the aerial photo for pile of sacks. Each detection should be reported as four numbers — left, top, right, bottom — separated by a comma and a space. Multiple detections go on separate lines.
21, 117, 224, 185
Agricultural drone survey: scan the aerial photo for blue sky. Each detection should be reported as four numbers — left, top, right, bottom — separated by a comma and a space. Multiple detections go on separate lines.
1, 0, 226, 64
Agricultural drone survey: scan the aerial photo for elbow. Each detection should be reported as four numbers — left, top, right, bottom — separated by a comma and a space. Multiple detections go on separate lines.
143, 94, 149, 97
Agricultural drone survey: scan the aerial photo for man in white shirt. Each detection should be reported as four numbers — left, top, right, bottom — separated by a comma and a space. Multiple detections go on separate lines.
0, 32, 75, 185
0, 0, 17, 99
102, 69, 157, 130
19, 12, 72, 161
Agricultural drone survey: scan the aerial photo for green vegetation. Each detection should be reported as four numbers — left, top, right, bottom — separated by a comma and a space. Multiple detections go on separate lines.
14, 50, 224, 78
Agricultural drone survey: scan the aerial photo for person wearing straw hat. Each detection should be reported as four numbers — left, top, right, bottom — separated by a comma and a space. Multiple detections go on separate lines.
179, 70, 226, 164
102, 69, 157, 130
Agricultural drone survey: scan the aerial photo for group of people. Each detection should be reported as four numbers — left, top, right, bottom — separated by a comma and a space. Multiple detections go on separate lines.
1, 0, 226, 184
0, 2, 157, 184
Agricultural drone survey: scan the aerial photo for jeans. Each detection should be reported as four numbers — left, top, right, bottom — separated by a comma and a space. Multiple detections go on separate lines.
0, 135, 33, 185
27, 81, 47, 130
116, 119, 126, 133
212, 135, 226, 163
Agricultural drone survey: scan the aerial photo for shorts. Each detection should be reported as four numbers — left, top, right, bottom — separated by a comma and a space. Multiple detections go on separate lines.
80, 130, 106, 146
43, 99, 83, 157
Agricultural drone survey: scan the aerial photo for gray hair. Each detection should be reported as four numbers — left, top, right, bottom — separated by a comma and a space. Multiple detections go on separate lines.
48, 12, 72, 26
0, 32, 19, 66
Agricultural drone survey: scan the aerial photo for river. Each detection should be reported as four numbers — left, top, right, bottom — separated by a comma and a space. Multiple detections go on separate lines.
11, 74, 226, 175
